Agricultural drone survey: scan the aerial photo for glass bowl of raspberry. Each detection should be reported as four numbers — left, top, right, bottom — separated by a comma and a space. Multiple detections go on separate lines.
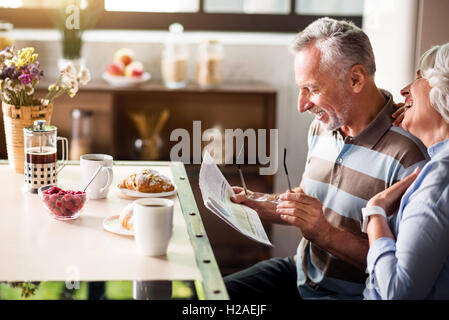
38, 185, 87, 220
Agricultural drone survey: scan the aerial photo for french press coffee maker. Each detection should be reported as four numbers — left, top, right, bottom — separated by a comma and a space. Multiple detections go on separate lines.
23, 120, 68, 193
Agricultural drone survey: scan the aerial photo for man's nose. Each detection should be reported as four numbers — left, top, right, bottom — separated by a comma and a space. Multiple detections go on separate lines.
400, 84, 411, 98
297, 91, 312, 113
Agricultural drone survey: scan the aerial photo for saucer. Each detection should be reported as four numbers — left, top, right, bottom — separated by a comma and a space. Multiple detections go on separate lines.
102, 72, 151, 87
103, 214, 134, 236
117, 185, 177, 198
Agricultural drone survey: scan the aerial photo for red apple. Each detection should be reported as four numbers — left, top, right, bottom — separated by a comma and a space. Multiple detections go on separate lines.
114, 48, 134, 66
106, 61, 125, 76
125, 61, 144, 77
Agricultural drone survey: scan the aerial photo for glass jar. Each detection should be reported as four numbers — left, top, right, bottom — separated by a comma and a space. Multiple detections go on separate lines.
70, 109, 93, 160
0, 20, 13, 50
196, 39, 223, 87
23, 120, 68, 193
161, 23, 189, 89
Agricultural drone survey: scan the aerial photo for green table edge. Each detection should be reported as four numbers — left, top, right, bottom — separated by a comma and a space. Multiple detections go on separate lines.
169, 161, 229, 300
0, 160, 229, 300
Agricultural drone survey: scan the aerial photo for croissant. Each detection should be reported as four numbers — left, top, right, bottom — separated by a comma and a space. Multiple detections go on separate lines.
118, 168, 175, 193
119, 203, 134, 230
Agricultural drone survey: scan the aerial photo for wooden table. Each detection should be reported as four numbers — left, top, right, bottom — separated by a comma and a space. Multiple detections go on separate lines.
0, 160, 228, 300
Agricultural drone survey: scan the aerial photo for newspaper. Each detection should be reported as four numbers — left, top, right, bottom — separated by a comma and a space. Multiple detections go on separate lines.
199, 151, 273, 247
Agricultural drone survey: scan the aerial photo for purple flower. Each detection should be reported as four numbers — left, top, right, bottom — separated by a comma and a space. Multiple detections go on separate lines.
13, 62, 43, 85
29, 62, 44, 81
19, 73, 34, 85
0, 66, 19, 80
19, 62, 44, 82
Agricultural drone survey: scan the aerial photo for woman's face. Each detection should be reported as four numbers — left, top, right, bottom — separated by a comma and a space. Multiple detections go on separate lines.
400, 71, 439, 139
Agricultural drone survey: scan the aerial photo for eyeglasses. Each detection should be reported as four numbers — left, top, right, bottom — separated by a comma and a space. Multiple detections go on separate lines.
237, 146, 292, 205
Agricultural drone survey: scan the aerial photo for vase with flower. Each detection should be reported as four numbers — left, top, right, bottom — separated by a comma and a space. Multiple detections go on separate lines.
0, 46, 90, 173
53, 0, 101, 72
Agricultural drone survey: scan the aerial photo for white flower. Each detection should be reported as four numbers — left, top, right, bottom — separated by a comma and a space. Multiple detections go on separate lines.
62, 76, 77, 90
77, 66, 91, 85
3, 49, 13, 59
40, 98, 50, 106
5, 59, 14, 67
4, 78, 13, 91
61, 63, 77, 80
3, 91, 11, 101
25, 85, 34, 96
65, 78, 79, 98
68, 87, 78, 98
13, 82, 25, 93
0, 49, 13, 64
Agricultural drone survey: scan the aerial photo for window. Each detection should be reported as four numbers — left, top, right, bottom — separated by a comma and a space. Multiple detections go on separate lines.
204, 0, 291, 14
0, 0, 55, 8
0, 0, 87, 9
1, 0, 364, 32
295, 0, 364, 15
105, 0, 199, 13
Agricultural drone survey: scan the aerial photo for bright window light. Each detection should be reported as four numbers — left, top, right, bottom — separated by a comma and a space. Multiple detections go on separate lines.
105, 0, 199, 13
0, 0, 88, 9
296, 0, 365, 15
205, 0, 290, 14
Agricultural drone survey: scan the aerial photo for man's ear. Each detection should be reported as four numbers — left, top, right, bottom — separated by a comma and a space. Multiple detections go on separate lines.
349, 64, 367, 93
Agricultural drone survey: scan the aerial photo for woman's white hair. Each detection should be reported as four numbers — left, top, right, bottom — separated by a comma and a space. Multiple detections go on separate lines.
420, 43, 449, 123
290, 17, 376, 76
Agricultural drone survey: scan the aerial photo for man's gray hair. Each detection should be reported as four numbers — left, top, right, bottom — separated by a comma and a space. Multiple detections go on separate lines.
420, 43, 449, 123
290, 17, 376, 76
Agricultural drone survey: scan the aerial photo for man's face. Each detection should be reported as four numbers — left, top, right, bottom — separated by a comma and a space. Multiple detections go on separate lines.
294, 46, 353, 131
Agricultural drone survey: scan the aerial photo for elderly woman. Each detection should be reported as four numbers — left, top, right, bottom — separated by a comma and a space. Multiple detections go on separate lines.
362, 43, 449, 299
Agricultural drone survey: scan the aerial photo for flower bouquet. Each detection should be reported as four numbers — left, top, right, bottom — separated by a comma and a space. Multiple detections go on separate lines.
0, 46, 90, 172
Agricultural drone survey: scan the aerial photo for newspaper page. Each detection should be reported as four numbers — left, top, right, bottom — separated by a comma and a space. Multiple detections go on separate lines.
199, 151, 273, 247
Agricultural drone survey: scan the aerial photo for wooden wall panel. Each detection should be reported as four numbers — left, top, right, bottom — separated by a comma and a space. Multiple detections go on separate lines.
39, 91, 114, 158
114, 92, 271, 162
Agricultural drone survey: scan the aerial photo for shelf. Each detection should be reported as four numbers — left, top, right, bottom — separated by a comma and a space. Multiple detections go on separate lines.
37, 79, 277, 94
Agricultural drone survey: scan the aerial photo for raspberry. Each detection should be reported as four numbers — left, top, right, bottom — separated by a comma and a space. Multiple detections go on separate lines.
52, 207, 61, 216
49, 194, 58, 204
65, 201, 75, 211
47, 186, 61, 194
72, 197, 81, 207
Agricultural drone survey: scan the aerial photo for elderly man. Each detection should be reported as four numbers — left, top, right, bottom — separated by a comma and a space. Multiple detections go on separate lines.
226, 17, 429, 300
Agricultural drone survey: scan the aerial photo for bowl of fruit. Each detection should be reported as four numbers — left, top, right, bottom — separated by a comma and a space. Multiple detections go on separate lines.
38, 186, 87, 221
102, 48, 151, 87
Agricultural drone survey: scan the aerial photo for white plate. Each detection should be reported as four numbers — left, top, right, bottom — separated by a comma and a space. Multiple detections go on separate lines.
117, 185, 177, 198
103, 214, 134, 236
102, 72, 151, 87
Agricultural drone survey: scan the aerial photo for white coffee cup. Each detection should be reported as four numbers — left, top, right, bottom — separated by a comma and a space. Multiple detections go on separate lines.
80, 154, 114, 199
134, 198, 174, 256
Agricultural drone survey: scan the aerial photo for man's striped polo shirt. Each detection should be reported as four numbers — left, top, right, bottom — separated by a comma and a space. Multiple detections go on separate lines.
297, 92, 429, 299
